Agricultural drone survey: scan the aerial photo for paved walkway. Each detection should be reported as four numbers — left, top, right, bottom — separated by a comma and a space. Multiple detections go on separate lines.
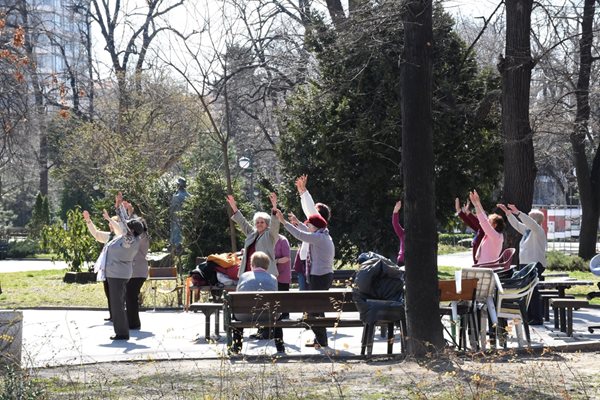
18, 305, 600, 368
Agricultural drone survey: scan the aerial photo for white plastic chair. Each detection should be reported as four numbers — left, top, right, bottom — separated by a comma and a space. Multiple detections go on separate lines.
456, 267, 502, 350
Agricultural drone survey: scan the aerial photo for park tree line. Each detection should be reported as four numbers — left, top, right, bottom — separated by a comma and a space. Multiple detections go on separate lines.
1, 0, 600, 355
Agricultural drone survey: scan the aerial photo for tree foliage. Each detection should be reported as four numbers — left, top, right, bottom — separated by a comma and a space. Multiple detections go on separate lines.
278, 3, 502, 262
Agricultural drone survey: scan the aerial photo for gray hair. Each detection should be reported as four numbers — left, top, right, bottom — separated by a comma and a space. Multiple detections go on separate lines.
251, 251, 270, 270
253, 212, 271, 227
529, 209, 544, 225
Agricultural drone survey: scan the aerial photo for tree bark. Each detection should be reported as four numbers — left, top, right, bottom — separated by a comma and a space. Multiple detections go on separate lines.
400, 0, 444, 356
571, 0, 599, 260
325, 0, 346, 28
498, 0, 535, 259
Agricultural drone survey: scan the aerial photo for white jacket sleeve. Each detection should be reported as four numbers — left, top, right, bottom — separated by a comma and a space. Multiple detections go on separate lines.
300, 190, 319, 219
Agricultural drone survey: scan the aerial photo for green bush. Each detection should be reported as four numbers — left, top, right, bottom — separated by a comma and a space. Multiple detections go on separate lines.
6, 239, 39, 258
42, 208, 100, 272
438, 233, 473, 246
546, 251, 587, 272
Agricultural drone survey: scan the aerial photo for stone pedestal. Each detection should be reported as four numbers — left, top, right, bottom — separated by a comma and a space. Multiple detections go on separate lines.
0, 311, 22, 368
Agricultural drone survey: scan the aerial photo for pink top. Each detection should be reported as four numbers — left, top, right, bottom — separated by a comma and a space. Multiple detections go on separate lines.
474, 207, 503, 264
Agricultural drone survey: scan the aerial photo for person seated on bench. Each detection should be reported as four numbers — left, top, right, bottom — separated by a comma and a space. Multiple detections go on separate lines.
231, 251, 285, 354
275, 208, 334, 349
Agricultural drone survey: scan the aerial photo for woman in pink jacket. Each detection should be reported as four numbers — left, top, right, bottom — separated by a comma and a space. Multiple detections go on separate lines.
469, 190, 505, 264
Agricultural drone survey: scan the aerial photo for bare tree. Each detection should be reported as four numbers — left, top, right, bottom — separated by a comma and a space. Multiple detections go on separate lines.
89, 0, 184, 131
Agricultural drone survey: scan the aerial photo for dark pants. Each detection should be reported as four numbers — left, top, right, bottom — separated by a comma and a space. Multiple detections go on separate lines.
107, 277, 129, 337
309, 273, 334, 346
521, 262, 545, 324
278, 282, 290, 319
103, 280, 112, 319
126, 277, 146, 329
232, 326, 284, 352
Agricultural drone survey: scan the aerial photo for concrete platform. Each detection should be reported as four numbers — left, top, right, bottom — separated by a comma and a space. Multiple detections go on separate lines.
19, 306, 600, 368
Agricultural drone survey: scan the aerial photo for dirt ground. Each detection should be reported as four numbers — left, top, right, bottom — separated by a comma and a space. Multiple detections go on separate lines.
30, 349, 600, 399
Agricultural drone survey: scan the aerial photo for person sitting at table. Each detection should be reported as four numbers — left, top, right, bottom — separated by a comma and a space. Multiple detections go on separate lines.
469, 190, 505, 264
497, 203, 546, 324
231, 251, 285, 355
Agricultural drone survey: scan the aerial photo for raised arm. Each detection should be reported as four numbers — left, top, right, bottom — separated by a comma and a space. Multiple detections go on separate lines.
83, 210, 110, 243
497, 203, 526, 235
392, 201, 404, 239
509, 204, 545, 237
296, 175, 318, 218
469, 190, 498, 238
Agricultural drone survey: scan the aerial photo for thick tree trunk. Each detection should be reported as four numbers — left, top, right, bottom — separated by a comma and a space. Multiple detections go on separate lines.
499, 0, 535, 260
571, 0, 599, 260
400, 0, 444, 356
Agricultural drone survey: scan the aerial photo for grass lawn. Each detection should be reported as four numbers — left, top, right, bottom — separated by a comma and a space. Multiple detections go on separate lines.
0, 270, 182, 309
1, 266, 598, 309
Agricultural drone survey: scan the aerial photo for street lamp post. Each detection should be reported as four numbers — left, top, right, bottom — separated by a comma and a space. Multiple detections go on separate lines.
238, 153, 256, 203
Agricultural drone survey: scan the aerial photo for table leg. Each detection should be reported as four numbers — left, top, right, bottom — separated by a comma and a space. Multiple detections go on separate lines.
204, 311, 212, 340
215, 309, 220, 336
558, 287, 566, 332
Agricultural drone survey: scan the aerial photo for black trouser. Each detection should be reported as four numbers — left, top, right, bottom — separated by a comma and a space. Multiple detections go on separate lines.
126, 277, 146, 329
278, 282, 290, 319
103, 280, 112, 319
521, 262, 545, 324
107, 277, 129, 337
308, 273, 334, 346
232, 326, 284, 352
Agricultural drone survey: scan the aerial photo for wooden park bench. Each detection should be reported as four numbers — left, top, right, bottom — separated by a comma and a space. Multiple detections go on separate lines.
222, 289, 403, 356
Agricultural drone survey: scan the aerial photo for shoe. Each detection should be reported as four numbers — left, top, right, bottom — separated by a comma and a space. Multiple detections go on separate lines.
104, 317, 112, 321
129, 326, 141, 330
275, 348, 286, 355
529, 319, 544, 326
249, 332, 269, 340
305, 340, 327, 349
110, 335, 129, 341
229, 345, 241, 355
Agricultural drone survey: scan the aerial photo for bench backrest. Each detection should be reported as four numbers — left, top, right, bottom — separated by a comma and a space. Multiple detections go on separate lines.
225, 290, 357, 315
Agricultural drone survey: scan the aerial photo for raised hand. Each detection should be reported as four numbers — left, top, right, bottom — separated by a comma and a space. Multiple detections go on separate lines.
288, 212, 299, 226
462, 199, 471, 214
507, 204, 520, 214
102, 209, 111, 221
295, 174, 307, 195
268, 192, 278, 209
393, 200, 402, 214
455, 197, 461, 214
274, 208, 285, 223
123, 201, 134, 217
496, 203, 509, 214
83, 210, 91, 222
115, 192, 123, 209
226, 195, 238, 213
469, 190, 481, 207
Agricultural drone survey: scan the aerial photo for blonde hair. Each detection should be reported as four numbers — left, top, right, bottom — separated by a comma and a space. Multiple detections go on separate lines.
251, 251, 270, 270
